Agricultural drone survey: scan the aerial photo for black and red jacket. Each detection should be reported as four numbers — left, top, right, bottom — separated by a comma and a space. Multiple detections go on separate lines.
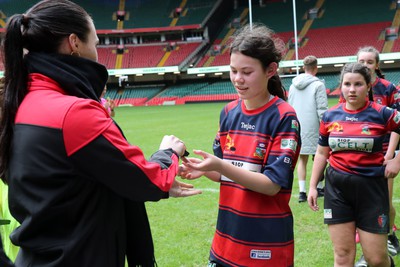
7, 53, 177, 267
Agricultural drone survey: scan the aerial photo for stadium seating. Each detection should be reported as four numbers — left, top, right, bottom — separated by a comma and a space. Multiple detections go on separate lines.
295, 22, 388, 59
163, 42, 202, 66
106, 85, 164, 106
97, 47, 118, 69
121, 45, 166, 69
2, 0, 400, 106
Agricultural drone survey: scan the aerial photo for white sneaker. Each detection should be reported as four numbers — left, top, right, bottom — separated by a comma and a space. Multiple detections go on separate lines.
354, 254, 368, 267
388, 239, 398, 256
388, 232, 400, 256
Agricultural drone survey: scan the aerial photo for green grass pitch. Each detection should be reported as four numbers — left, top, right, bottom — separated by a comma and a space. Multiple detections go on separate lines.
114, 99, 400, 266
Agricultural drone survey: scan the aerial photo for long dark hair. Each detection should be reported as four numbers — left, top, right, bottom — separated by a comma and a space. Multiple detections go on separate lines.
340, 62, 374, 101
0, 0, 91, 182
230, 23, 286, 100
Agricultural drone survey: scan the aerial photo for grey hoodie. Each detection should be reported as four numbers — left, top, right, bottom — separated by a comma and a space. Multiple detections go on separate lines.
288, 73, 328, 154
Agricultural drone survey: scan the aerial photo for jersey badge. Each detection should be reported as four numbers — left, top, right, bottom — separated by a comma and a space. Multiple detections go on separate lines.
378, 214, 388, 229
250, 249, 271, 260
280, 139, 297, 151
361, 125, 371, 135
327, 122, 343, 133
224, 134, 236, 152
324, 209, 332, 219
393, 112, 400, 124
291, 120, 299, 131
254, 141, 267, 159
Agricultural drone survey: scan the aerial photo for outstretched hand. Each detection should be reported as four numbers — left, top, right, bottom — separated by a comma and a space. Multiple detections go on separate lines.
182, 150, 221, 172
179, 157, 205, 180
169, 179, 202, 198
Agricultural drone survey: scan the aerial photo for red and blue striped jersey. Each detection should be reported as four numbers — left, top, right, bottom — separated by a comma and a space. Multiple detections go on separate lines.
210, 97, 300, 267
339, 77, 400, 152
319, 101, 400, 177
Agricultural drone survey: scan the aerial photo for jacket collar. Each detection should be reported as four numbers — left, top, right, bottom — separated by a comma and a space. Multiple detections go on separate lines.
25, 52, 108, 101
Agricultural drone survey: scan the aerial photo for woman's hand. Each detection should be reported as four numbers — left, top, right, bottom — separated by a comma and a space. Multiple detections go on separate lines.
169, 179, 202, 197
159, 135, 186, 157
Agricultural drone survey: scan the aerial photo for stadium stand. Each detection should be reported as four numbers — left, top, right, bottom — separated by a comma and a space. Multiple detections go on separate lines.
107, 85, 165, 106
1, 0, 400, 106
163, 42, 201, 66
121, 45, 166, 68
97, 47, 118, 69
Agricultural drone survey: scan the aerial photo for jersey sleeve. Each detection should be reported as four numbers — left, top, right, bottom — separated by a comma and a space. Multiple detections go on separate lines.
318, 111, 331, 147
261, 110, 300, 189
388, 84, 400, 111
63, 100, 178, 201
384, 106, 400, 135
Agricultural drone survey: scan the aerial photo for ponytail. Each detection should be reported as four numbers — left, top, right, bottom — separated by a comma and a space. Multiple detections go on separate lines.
368, 88, 374, 101
0, 0, 91, 182
375, 68, 385, 79
0, 14, 29, 182
268, 73, 286, 101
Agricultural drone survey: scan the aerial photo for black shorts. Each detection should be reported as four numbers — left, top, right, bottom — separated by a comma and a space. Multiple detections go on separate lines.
324, 166, 389, 234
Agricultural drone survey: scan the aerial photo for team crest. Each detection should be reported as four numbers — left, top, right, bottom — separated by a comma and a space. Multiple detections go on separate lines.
393, 112, 400, 124
327, 122, 343, 133
361, 125, 371, 135
254, 142, 267, 159
378, 214, 388, 228
224, 134, 236, 152
291, 120, 299, 131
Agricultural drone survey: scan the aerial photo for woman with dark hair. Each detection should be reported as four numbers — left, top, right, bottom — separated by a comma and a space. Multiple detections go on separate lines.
0, 1, 200, 266
180, 23, 300, 266
0, 77, 14, 267
308, 62, 400, 267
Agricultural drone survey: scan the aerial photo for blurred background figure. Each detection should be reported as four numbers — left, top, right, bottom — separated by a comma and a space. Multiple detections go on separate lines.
288, 55, 328, 203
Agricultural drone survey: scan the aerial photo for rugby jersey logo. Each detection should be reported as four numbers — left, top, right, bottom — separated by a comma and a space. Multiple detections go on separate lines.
327, 122, 343, 133
241, 122, 255, 130
375, 97, 383, 105
378, 214, 388, 229
328, 137, 373, 152
250, 249, 271, 260
291, 120, 299, 131
254, 141, 267, 159
361, 125, 371, 135
280, 138, 297, 152
224, 134, 236, 152
393, 112, 400, 124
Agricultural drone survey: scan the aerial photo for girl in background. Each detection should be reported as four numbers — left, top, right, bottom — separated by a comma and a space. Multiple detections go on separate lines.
309, 62, 400, 267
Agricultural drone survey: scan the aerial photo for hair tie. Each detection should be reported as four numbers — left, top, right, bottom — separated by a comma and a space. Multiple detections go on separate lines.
21, 14, 29, 27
